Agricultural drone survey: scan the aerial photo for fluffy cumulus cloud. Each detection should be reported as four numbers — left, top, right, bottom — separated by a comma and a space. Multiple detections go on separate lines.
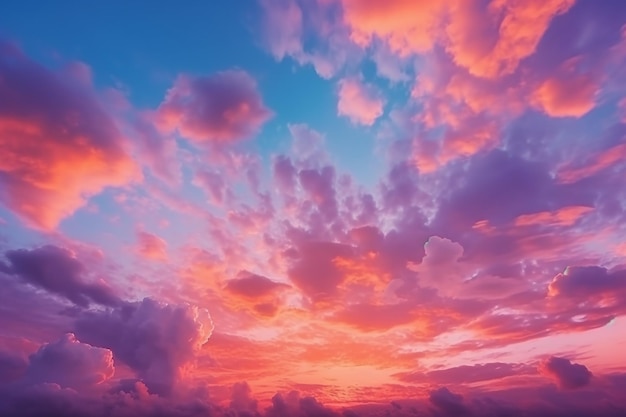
337, 77, 385, 126
314, 0, 575, 79
0, 41, 139, 230
156, 70, 272, 142
539, 356, 593, 389
24, 333, 115, 389
75, 298, 213, 395
4, 245, 120, 307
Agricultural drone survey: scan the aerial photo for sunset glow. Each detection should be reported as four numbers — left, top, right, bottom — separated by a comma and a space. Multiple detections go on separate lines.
1, 1, 626, 416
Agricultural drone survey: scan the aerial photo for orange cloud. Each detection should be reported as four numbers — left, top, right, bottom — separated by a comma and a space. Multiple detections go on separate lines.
513, 206, 594, 228
341, 0, 445, 55
0, 43, 139, 230
533, 58, 599, 117
460, 0, 575, 78
341, 0, 574, 78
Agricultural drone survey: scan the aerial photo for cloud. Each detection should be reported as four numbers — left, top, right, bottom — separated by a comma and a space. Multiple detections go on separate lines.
428, 387, 469, 415
396, 362, 536, 385
548, 266, 626, 299
24, 333, 115, 390
258, 0, 359, 78
337, 77, 385, 126
259, 0, 303, 61
230, 382, 258, 415
532, 57, 599, 117
75, 298, 213, 395
225, 271, 290, 299
0, 41, 139, 230
539, 356, 592, 389
5, 245, 120, 307
135, 231, 168, 261
340, 0, 574, 78
156, 70, 272, 142
223, 271, 291, 317
287, 241, 355, 301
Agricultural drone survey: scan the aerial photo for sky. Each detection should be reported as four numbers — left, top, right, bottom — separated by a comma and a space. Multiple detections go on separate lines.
1, 0, 626, 416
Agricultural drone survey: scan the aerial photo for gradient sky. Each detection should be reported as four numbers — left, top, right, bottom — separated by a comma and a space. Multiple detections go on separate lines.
1, 1, 626, 416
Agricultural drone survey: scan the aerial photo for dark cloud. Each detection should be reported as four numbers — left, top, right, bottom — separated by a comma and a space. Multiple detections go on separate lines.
230, 382, 259, 416
548, 266, 626, 300
0, 350, 28, 385
539, 356, 592, 389
5, 245, 120, 307
429, 387, 469, 416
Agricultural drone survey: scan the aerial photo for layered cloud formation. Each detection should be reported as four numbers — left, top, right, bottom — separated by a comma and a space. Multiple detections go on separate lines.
1, 0, 626, 416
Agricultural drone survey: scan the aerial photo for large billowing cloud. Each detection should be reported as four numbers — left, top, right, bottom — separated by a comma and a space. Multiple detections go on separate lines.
0, 41, 139, 230
75, 298, 213, 395
5, 245, 120, 307
156, 70, 272, 142
23, 333, 115, 390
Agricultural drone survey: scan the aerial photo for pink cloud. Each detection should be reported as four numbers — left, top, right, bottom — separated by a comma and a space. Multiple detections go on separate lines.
0, 41, 139, 230
156, 70, 272, 143
337, 77, 385, 126
136, 231, 168, 261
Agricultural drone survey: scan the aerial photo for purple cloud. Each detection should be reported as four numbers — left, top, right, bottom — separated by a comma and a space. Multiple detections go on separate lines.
5, 245, 120, 308
75, 298, 213, 395
24, 333, 114, 390
156, 70, 272, 143
540, 356, 593, 389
